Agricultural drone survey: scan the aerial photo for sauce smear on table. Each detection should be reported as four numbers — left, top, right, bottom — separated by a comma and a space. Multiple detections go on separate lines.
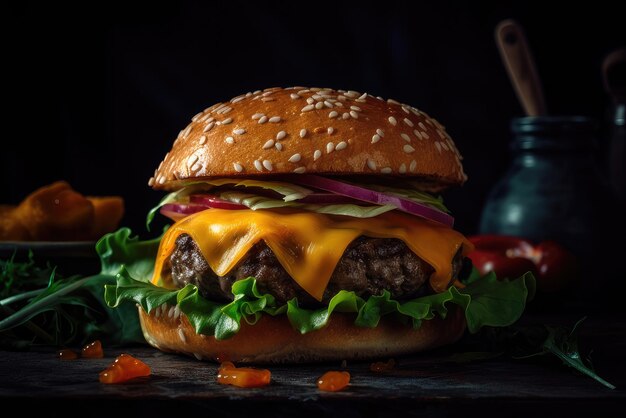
217, 361, 271, 388
81, 340, 104, 358
57, 349, 78, 360
99, 354, 151, 384
317, 371, 350, 392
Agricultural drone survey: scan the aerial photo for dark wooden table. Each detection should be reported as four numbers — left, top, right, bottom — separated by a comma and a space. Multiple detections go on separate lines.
1, 314, 625, 417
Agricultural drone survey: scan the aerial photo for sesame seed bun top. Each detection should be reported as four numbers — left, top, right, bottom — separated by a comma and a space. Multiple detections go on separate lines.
150, 87, 466, 191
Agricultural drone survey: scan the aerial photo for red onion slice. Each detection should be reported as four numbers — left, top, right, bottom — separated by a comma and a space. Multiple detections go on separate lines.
282, 175, 454, 227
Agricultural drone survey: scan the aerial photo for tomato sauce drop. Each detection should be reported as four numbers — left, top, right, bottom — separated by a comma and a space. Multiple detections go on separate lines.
317, 371, 350, 392
57, 349, 78, 360
217, 361, 271, 388
370, 358, 396, 372
81, 340, 104, 358
99, 354, 151, 384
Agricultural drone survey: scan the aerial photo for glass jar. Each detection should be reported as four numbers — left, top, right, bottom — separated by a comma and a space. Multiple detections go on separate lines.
479, 116, 608, 264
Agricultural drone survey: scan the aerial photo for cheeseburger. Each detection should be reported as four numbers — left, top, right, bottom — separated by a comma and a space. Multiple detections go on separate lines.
109, 87, 532, 363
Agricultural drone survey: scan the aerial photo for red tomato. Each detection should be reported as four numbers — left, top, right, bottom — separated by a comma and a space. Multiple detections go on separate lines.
467, 235, 577, 292
535, 241, 578, 292
467, 235, 538, 279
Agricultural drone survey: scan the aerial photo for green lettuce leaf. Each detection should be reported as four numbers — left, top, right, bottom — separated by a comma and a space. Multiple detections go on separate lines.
105, 269, 535, 340
146, 179, 314, 228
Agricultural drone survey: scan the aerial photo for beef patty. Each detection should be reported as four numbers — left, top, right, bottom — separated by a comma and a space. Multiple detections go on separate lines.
165, 234, 464, 307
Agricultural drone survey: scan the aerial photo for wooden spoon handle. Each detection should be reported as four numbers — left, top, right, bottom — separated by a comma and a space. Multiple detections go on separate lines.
495, 19, 547, 116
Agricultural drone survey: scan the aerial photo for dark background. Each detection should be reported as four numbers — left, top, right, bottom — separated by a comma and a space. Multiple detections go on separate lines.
2, 0, 624, 236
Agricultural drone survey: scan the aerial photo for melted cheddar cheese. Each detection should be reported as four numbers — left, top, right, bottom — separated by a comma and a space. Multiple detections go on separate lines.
152, 208, 472, 301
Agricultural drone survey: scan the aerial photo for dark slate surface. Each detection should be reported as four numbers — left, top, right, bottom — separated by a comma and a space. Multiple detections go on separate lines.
1, 315, 625, 417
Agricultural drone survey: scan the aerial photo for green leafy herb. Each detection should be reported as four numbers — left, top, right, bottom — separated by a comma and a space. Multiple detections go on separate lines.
0, 228, 163, 347
515, 318, 615, 389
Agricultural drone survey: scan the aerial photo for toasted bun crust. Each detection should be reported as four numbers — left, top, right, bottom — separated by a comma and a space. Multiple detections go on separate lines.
150, 87, 466, 191
138, 304, 466, 364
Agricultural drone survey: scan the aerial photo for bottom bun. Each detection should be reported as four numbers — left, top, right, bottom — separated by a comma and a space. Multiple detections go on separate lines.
138, 305, 466, 364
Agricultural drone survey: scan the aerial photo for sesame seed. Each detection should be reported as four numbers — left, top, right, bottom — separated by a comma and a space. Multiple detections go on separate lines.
299, 128, 307, 138
233, 128, 246, 135
358, 92, 367, 100
203, 122, 215, 132
221, 107, 233, 114
288, 153, 301, 163
258, 116, 268, 124
293, 166, 306, 174
269, 116, 281, 123
441, 141, 449, 151
372, 134, 381, 144
188, 155, 198, 166
435, 142, 442, 153
329, 111, 339, 118
199, 135, 207, 145
312, 94, 322, 101
148, 177, 155, 186
401, 106, 410, 114
231, 96, 245, 103
380, 167, 392, 174
437, 129, 446, 139
275, 142, 283, 151
403, 118, 414, 127
350, 105, 361, 111
313, 150, 322, 160
252, 113, 264, 120
388, 116, 397, 126
158, 176, 166, 184
336, 141, 347, 151
222, 118, 233, 125
334, 102, 344, 107
245, 92, 252, 97
263, 139, 275, 149
327, 127, 334, 135
262, 160, 273, 171
193, 353, 203, 361
413, 130, 423, 140
350, 110, 359, 119
262, 91, 273, 97
337, 95, 347, 101
307, 98, 315, 104
342, 112, 350, 120
254, 160, 263, 171
301, 104, 315, 112
274, 130, 285, 140
403, 144, 415, 153
253, 90, 261, 94
324, 101, 333, 108
192, 111, 203, 122
344, 91, 358, 98
191, 162, 202, 172
326, 142, 335, 153
418, 122, 427, 130
399, 163, 407, 173
421, 131, 429, 139
401, 133, 411, 142
387, 99, 400, 105
367, 159, 377, 171
355, 99, 366, 103
298, 89, 309, 95
178, 329, 187, 343
410, 160, 417, 172
315, 102, 324, 110
233, 163, 243, 172
290, 93, 300, 99
376, 128, 385, 137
